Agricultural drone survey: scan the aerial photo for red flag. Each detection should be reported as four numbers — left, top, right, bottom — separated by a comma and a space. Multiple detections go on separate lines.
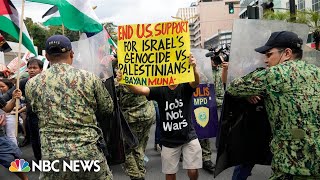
0, 0, 11, 15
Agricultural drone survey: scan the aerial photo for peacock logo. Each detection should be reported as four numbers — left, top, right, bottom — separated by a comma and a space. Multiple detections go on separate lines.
9, 159, 30, 172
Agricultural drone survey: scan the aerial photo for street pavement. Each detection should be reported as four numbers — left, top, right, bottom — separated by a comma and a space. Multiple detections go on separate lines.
0, 124, 272, 180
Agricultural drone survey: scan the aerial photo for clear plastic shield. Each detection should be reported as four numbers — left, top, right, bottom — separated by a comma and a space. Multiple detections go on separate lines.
303, 45, 320, 67
191, 48, 214, 84
71, 30, 114, 80
228, 19, 310, 83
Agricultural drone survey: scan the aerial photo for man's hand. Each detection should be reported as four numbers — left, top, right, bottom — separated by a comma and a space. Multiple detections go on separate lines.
222, 62, 229, 70
221, 61, 229, 83
12, 89, 22, 99
0, 114, 6, 126
116, 70, 123, 82
189, 53, 200, 88
247, 96, 261, 104
189, 53, 197, 68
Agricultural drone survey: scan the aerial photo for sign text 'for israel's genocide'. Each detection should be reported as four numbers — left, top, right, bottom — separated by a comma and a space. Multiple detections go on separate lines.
117, 21, 194, 86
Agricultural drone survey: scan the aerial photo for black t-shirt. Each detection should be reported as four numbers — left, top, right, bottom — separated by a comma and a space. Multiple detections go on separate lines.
148, 83, 198, 148
0, 97, 6, 109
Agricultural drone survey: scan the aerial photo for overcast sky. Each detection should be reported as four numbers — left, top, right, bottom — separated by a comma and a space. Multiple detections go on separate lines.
12, 0, 195, 25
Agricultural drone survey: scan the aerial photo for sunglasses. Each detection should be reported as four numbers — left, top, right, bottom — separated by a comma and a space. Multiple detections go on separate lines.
265, 49, 284, 58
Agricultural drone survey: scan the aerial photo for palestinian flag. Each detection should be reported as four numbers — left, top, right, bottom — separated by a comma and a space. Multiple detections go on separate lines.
0, 0, 37, 55
42, 6, 62, 26
106, 30, 117, 49
105, 29, 117, 55
27, 0, 103, 33
0, 33, 12, 52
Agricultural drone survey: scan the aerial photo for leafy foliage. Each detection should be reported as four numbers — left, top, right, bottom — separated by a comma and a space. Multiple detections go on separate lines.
263, 9, 320, 50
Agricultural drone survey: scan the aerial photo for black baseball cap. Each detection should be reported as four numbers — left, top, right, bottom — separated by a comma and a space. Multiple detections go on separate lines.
255, 31, 303, 54
45, 35, 72, 55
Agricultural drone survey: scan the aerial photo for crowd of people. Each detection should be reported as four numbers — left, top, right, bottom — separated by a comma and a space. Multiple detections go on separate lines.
0, 30, 319, 180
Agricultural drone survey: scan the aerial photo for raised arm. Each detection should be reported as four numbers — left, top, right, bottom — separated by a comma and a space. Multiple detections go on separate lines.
2, 89, 22, 113
221, 61, 228, 84
189, 54, 200, 88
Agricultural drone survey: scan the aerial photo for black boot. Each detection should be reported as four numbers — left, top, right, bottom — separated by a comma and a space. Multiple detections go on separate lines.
203, 160, 215, 173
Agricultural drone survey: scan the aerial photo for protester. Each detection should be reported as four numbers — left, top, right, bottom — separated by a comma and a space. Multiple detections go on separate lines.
0, 89, 27, 180
228, 31, 320, 179
24, 58, 43, 161
25, 35, 114, 179
2, 75, 30, 148
117, 54, 202, 180
0, 78, 17, 145
2, 58, 44, 160
118, 83, 156, 180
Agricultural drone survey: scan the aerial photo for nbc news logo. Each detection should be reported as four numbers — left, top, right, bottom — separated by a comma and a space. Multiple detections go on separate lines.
9, 159, 101, 172
9, 159, 31, 172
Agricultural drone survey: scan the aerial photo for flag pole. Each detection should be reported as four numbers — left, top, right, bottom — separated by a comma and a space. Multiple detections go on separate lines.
15, 0, 26, 137
62, 23, 65, 35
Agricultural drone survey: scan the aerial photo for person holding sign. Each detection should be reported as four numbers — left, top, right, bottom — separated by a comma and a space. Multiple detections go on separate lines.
228, 31, 320, 179
117, 54, 201, 180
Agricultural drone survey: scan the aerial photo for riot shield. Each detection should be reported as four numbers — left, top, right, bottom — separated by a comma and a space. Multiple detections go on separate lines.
71, 31, 131, 165
71, 30, 113, 80
191, 48, 214, 84
228, 19, 309, 83
214, 93, 272, 177
190, 49, 218, 139
303, 45, 320, 67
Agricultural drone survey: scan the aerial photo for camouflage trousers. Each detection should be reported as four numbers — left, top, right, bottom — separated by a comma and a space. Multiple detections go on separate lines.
39, 159, 113, 180
123, 117, 154, 179
199, 139, 212, 161
270, 171, 320, 180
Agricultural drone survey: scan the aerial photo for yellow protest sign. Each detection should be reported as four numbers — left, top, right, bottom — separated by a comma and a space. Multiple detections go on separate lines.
117, 21, 194, 86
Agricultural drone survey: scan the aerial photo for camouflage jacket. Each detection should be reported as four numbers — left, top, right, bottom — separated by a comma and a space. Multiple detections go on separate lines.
118, 85, 155, 123
228, 60, 320, 176
212, 67, 224, 107
25, 63, 113, 161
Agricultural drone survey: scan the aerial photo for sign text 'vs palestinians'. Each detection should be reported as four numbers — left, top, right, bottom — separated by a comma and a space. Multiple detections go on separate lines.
117, 21, 194, 86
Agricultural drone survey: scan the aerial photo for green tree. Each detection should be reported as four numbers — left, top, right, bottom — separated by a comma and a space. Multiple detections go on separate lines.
25, 18, 47, 52
47, 26, 79, 42
264, 9, 320, 50
103, 22, 118, 44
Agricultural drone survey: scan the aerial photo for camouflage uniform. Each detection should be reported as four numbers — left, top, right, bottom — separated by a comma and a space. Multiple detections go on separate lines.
200, 67, 225, 161
228, 60, 320, 179
25, 63, 114, 180
212, 66, 224, 107
118, 85, 156, 179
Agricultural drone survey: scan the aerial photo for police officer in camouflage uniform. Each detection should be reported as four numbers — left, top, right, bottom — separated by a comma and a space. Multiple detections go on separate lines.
26, 35, 114, 180
228, 31, 320, 180
118, 85, 156, 180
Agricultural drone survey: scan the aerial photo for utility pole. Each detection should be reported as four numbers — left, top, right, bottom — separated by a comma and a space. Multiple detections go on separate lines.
289, 0, 296, 21
259, 0, 264, 19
